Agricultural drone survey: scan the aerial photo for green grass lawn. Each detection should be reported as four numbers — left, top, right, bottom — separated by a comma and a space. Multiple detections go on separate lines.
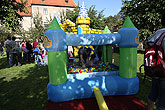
0, 50, 155, 110
0, 55, 49, 110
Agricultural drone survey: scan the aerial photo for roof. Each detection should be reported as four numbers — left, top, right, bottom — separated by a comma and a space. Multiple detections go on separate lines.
18, 0, 77, 16
17, 0, 31, 16
32, 0, 77, 7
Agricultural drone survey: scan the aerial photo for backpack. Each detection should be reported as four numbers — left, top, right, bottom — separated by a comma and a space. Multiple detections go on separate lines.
139, 32, 165, 82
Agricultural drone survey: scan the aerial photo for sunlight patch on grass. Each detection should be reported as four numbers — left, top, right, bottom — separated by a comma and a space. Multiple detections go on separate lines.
0, 64, 36, 81
39, 76, 48, 80
27, 94, 34, 99
112, 53, 119, 66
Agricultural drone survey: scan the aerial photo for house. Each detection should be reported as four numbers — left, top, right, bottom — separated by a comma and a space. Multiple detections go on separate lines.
18, 0, 77, 30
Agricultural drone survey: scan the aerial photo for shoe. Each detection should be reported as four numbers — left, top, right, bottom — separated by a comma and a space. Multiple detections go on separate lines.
12, 64, 16, 67
18, 62, 21, 66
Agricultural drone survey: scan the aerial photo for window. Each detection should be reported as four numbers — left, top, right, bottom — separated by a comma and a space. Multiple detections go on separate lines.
66, 9, 69, 13
65, 0, 68, 4
44, 22, 49, 28
43, 8, 48, 15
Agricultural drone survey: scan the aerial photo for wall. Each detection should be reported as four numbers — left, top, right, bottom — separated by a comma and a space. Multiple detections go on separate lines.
21, 5, 75, 30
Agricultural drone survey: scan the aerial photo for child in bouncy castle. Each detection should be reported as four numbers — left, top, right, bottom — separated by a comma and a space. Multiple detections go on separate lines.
68, 46, 76, 63
68, 46, 73, 57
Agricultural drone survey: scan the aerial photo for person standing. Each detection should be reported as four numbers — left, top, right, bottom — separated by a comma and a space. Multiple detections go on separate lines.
0, 42, 3, 56
147, 14, 165, 110
4, 35, 11, 63
10, 36, 21, 66
22, 44, 27, 62
26, 40, 33, 62
33, 39, 38, 49
18, 41, 22, 60
33, 44, 44, 66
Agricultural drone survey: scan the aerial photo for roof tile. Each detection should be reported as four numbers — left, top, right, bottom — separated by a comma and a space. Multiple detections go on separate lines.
32, 0, 77, 7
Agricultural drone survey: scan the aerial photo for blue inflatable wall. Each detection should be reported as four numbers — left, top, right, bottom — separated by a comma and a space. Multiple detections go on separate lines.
47, 72, 139, 102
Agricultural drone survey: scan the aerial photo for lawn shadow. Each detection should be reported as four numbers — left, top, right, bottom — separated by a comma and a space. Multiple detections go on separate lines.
136, 72, 152, 106
0, 65, 49, 110
0, 56, 35, 70
0, 57, 10, 69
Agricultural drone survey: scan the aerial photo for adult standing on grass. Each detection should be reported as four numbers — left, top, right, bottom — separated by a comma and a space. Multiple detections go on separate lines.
22, 44, 28, 62
147, 14, 165, 110
4, 35, 11, 63
26, 40, 33, 62
33, 39, 38, 49
0, 42, 3, 56
10, 36, 21, 66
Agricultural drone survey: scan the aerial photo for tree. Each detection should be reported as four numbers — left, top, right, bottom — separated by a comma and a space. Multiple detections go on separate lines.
87, 5, 105, 30
27, 13, 46, 41
103, 14, 122, 31
121, 0, 165, 41
65, 6, 80, 24
0, 22, 25, 42
0, 25, 11, 42
0, 0, 28, 30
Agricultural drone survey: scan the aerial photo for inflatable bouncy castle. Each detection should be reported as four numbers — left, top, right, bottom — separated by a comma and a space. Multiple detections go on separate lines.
43, 2, 140, 103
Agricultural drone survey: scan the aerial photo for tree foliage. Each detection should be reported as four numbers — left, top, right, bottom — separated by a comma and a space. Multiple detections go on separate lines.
0, 0, 28, 30
27, 13, 46, 41
121, 0, 165, 41
0, 25, 11, 42
0, 23, 25, 42
88, 5, 105, 30
65, 6, 80, 24
103, 14, 122, 31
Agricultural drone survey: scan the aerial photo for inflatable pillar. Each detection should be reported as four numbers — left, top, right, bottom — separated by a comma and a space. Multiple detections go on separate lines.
43, 18, 67, 85
103, 26, 112, 63
118, 16, 139, 78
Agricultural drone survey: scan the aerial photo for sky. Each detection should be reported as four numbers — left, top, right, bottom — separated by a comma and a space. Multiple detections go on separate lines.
73, 0, 123, 17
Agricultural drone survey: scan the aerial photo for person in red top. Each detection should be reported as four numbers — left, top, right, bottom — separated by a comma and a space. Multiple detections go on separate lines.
147, 13, 165, 110
33, 39, 38, 49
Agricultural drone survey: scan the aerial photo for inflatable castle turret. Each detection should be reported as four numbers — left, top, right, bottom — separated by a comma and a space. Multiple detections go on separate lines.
59, 1, 102, 35
76, 1, 90, 34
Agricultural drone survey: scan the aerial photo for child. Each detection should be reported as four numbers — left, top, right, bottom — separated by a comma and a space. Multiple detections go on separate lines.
22, 44, 27, 62
68, 46, 73, 57
41, 46, 48, 65
33, 45, 44, 66
43, 50, 48, 65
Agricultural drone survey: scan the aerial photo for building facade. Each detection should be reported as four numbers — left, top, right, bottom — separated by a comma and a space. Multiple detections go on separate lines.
19, 0, 77, 30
